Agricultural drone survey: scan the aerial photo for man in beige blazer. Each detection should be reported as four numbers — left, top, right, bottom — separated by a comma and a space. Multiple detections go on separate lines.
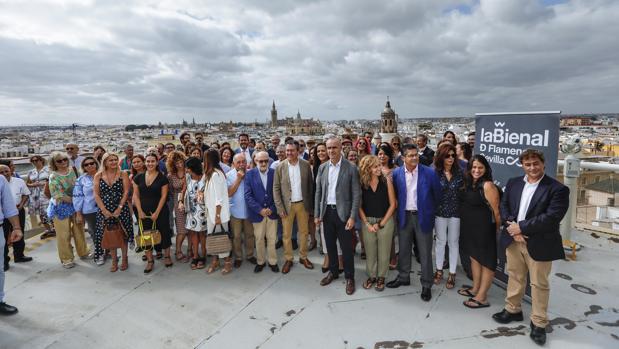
273, 140, 315, 273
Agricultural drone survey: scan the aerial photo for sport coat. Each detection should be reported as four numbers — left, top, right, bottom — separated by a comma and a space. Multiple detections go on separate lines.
273, 158, 314, 215
314, 158, 361, 223
244, 168, 278, 223
392, 164, 441, 233
418, 147, 435, 167
500, 175, 569, 261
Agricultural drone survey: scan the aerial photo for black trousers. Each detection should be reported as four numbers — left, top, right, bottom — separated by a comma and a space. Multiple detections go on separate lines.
323, 206, 354, 279
4, 208, 26, 264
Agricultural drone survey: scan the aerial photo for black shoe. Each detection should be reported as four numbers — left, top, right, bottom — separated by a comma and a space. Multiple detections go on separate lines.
247, 256, 257, 265
386, 278, 410, 288
3, 263, 8, 272
492, 309, 524, 324
292, 239, 298, 250
530, 322, 547, 345
0, 302, 18, 316
269, 264, 279, 273
321, 266, 329, 273
254, 264, 265, 273
14, 256, 33, 263
421, 287, 432, 302
275, 240, 283, 249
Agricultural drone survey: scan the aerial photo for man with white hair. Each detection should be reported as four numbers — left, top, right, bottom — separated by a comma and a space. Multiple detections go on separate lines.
65, 143, 84, 170
227, 153, 256, 268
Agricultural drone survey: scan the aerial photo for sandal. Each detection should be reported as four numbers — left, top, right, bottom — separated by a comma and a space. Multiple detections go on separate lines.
458, 287, 476, 298
142, 254, 147, 262
120, 257, 128, 271
176, 251, 185, 262
144, 260, 154, 274
110, 259, 118, 273
156, 252, 163, 260
375, 277, 385, 292
433, 270, 444, 285
463, 298, 490, 309
363, 277, 376, 289
389, 256, 398, 270
190, 258, 199, 270
221, 260, 233, 275
207, 259, 220, 274
197, 258, 205, 269
446, 273, 456, 289
164, 256, 173, 268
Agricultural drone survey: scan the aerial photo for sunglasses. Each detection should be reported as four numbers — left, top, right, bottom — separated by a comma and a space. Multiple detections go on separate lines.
56, 158, 69, 163
392, 143, 400, 146
257, 160, 269, 164
65, 147, 76, 151
83, 162, 96, 167
447, 153, 456, 159
31, 158, 42, 162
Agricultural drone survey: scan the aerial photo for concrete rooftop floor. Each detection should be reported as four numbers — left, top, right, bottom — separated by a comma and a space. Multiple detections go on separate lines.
1, 228, 618, 349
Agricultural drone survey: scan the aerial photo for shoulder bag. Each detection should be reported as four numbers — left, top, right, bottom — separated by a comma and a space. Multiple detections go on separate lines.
101, 217, 127, 249
136, 217, 162, 250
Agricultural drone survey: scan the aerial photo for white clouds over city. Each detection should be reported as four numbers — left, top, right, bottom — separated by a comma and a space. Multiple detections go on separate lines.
0, 0, 618, 125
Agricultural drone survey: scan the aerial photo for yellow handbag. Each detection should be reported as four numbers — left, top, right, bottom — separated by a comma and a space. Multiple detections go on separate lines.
136, 218, 162, 250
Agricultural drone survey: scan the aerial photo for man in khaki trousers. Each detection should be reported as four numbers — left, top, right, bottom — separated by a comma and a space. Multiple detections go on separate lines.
273, 140, 315, 274
493, 149, 570, 346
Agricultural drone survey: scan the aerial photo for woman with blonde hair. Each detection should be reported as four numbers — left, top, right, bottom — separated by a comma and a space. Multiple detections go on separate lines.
93, 153, 133, 272
358, 155, 397, 291
48, 151, 90, 268
166, 151, 189, 263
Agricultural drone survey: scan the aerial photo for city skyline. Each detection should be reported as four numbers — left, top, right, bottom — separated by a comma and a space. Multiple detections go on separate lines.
1, 0, 619, 126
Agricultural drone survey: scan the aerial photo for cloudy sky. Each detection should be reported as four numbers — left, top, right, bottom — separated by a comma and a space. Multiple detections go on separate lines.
0, 0, 617, 125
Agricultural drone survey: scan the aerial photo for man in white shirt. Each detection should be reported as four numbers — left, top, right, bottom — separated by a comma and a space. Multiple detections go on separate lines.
227, 154, 256, 268
273, 141, 315, 274
0, 165, 32, 270
65, 143, 84, 171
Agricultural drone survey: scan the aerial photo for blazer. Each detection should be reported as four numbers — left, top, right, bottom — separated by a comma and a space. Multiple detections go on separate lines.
499, 175, 569, 261
418, 147, 435, 167
273, 159, 314, 215
392, 164, 441, 233
234, 147, 254, 157
314, 158, 361, 223
244, 168, 278, 223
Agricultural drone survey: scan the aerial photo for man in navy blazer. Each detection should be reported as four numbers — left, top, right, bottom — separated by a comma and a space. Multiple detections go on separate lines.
386, 144, 441, 302
244, 151, 279, 273
492, 149, 569, 346
235, 133, 254, 168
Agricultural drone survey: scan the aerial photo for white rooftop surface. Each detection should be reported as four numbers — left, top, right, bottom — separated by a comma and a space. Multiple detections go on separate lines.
1, 229, 617, 349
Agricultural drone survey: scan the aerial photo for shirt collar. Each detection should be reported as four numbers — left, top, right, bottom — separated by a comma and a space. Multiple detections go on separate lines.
404, 165, 418, 175
523, 174, 544, 185
329, 157, 342, 168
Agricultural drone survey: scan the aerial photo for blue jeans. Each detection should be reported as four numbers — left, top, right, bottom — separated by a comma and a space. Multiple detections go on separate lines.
0, 225, 5, 302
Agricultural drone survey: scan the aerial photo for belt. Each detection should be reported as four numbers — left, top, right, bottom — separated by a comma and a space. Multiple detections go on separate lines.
326, 204, 337, 210
406, 210, 418, 215
291, 200, 303, 204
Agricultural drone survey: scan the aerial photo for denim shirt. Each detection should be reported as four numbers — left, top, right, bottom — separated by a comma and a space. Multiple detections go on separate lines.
226, 168, 248, 219
73, 174, 99, 214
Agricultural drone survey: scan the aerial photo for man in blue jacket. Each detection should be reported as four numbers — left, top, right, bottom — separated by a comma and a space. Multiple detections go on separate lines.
386, 144, 441, 302
244, 151, 279, 273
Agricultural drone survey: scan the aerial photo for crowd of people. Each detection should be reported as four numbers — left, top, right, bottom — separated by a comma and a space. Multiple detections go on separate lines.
0, 129, 569, 345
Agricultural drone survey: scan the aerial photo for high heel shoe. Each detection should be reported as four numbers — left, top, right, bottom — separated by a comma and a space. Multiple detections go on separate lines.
120, 257, 128, 271
207, 259, 220, 274
164, 256, 173, 268
144, 260, 154, 274
110, 259, 118, 273
322, 266, 329, 273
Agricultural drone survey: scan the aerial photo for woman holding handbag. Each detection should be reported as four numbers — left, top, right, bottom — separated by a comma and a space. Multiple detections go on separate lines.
133, 153, 173, 273
202, 149, 232, 275
181, 157, 207, 270
94, 153, 133, 272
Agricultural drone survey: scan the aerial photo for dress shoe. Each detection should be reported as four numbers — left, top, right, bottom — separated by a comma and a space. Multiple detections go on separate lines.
14, 256, 33, 263
321, 266, 329, 273
320, 272, 339, 286
282, 260, 293, 274
421, 287, 432, 302
269, 264, 279, 273
254, 264, 265, 273
0, 302, 18, 316
492, 309, 524, 324
292, 239, 298, 250
275, 240, 283, 249
530, 321, 547, 345
386, 278, 410, 288
234, 259, 242, 268
346, 279, 356, 295
300, 258, 314, 270
247, 256, 257, 265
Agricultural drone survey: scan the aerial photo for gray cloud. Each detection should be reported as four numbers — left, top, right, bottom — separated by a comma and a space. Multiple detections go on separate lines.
0, 0, 618, 125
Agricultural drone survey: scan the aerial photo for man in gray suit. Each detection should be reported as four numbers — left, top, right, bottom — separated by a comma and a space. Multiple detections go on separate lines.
314, 136, 361, 295
273, 140, 315, 273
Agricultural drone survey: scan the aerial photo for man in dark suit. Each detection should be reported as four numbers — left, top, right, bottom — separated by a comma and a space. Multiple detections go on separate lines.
492, 149, 569, 346
244, 151, 279, 273
235, 133, 254, 168
314, 136, 361, 295
416, 134, 435, 167
386, 144, 441, 302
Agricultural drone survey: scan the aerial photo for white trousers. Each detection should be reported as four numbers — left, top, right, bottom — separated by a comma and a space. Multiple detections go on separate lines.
434, 216, 460, 274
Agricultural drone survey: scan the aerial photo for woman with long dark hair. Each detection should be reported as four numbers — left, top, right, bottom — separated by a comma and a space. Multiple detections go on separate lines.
443, 131, 458, 146
432, 144, 463, 289
183, 157, 207, 270
166, 151, 189, 263
458, 155, 501, 308
457, 142, 472, 163
390, 136, 403, 167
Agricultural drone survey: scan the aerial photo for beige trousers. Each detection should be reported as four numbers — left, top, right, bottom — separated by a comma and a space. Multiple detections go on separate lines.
253, 217, 278, 266
282, 202, 309, 261
53, 216, 89, 263
505, 241, 553, 328
230, 217, 255, 260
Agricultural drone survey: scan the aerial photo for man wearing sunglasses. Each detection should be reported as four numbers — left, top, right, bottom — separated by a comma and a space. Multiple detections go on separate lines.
65, 143, 84, 171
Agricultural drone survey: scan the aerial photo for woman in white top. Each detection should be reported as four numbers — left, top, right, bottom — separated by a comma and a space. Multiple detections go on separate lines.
26, 155, 54, 238
202, 148, 232, 275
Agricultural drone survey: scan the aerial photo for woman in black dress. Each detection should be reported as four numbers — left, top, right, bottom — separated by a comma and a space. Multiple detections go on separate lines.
133, 153, 173, 273
458, 155, 501, 308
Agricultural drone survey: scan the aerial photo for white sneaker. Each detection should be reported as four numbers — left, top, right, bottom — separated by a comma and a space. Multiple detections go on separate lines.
95, 257, 105, 266
62, 262, 75, 269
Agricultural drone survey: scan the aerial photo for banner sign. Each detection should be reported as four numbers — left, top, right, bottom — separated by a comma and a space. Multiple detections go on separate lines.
475, 111, 561, 300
